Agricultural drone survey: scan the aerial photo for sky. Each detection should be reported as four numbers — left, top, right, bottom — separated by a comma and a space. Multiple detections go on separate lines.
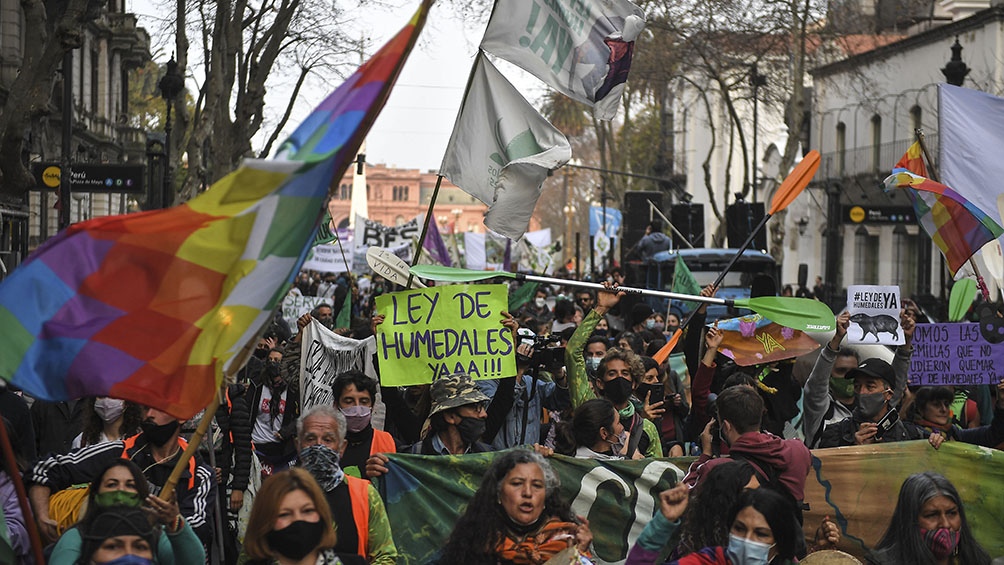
131, 1, 545, 172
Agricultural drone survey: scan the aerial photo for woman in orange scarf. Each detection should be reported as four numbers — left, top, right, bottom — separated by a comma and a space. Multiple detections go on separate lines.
437, 450, 593, 564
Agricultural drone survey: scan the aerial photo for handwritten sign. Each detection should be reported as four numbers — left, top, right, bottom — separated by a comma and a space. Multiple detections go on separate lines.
302, 244, 353, 273
281, 294, 328, 330
909, 323, 1004, 385
299, 320, 378, 410
374, 284, 516, 386
847, 285, 903, 346
354, 214, 419, 251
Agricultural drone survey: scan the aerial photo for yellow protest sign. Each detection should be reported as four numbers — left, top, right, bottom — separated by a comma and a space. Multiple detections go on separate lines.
375, 284, 516, 385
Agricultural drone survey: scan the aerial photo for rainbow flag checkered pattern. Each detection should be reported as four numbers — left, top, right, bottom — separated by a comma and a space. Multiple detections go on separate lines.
0, 1, 431, 418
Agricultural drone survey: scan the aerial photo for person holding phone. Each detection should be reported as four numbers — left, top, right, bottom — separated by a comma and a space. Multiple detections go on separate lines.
816, 358, 932, 447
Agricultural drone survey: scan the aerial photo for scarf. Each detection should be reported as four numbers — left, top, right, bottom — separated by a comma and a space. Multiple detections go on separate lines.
495, 518, 583, 564
913, 418, 955, 436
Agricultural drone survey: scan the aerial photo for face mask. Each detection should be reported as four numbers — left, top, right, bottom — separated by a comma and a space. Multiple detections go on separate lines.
921, 527, 961, 559
585, 357, 602, 377
101, 556, 155, 565
456, 416, 486, 445
829, 377, 855, 399
266, 519, 326, 561
644, 318, 657, 330
94, 489, 142, 508
253, 348, 268, 359
298, 444, 345, 492
341, 405, 372, 433
94, 397, 125, 423
855, 390, 888, 421
265, 360, 282, 377
602, 377, 633, 404
140, 419, 180, 447
593, 329, 608, 337
534, 298, 546, 308
651, 322, 666, 333
727, 533, 773, 565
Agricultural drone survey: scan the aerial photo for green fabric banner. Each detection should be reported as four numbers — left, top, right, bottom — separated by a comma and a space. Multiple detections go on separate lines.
672, 256, 701, 310
377, 442, 1004, 564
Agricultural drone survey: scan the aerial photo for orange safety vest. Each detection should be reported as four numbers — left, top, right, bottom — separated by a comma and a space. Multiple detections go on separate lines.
122, 434, 196, 490
369, 429, 396, 457
345, 475, 371, 558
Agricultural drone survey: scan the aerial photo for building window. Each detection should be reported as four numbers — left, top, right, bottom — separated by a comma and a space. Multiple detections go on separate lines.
90, 48, 99, 114
338, 183, 350, 200
854, 226, 879, 285
910, 105, 922, 132
893, 226, 917, 297
366, 184, 371, 200
836, 122, 846, 175
392, 185, 409, 201
870, 115, 881, 171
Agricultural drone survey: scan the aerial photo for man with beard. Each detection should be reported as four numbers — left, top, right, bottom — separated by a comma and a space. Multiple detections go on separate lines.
296, 405, 397, 564
26, 406, 216, 546
247, 347, 300, 478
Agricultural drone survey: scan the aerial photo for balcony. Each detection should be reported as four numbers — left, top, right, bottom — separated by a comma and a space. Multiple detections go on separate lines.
819, 134, 940, 181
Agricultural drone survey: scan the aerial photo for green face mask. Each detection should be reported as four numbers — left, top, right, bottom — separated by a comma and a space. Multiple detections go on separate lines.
829, 377, 855, 400
94, 490, 142, 508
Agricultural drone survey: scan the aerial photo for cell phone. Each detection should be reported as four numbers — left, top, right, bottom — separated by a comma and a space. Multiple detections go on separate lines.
875, 407, 899, 439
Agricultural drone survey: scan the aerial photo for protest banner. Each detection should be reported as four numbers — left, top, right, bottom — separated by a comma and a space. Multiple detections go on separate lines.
353, 214, 420, 251
909, 322, 1004, 385
377, 442, 1004, 564
374, 284, 516, 385
846, 285, 903, 345
299, 320, 377, 410
714, 313, 820, 366
280, 294, 328, 330
302, 243, 353, 273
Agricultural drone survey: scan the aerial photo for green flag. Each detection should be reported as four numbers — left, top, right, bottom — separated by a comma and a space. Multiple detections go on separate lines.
335, 292, 351, 330
508, 281, 539, 312
672, 255, 702, 309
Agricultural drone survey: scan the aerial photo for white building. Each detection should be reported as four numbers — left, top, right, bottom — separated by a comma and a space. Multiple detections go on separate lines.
809, 3, 1004, 307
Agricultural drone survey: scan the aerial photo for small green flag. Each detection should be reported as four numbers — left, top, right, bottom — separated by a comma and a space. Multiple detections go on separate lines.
314, 211, 338, 246
672, 256, 702, 309
509, 282, 540, 312
336, 292, 352, 330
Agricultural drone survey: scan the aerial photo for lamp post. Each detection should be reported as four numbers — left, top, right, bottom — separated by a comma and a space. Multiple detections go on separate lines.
158, 57, 184, 208
941, 37, 970, 86
750, 64, 767, 203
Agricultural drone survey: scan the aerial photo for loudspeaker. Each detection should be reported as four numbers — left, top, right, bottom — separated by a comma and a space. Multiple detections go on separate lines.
622, 191, 663, 257
670, 203, 705, 248
726, 202, 767, 250
798, 263, 808, 289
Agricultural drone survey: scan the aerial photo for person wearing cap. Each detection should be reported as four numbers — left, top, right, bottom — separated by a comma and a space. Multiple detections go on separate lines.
816, 356, 929, 448
803, 309, 916, 448
409, 372, 493, 455
629, 303, 658, 334
295, 405, 397, 565
71, 505, 159, 565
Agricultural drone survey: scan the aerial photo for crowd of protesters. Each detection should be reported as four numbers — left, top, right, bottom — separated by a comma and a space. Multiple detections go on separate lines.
2, 264, 1002, 565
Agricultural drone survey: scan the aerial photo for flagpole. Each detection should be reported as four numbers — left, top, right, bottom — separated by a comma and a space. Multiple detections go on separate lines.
0, 417, 46, 565
407, 175, 444, 288
916, 129, 991, 300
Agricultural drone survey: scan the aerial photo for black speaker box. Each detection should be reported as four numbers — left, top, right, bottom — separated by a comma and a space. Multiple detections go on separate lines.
669, 203, 705, 248
622, 191, 664, 257
725, 202, 766, 250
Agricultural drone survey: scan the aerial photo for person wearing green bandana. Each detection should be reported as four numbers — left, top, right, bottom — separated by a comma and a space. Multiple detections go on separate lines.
802, 309, 915, 448
48, 459, 204, 565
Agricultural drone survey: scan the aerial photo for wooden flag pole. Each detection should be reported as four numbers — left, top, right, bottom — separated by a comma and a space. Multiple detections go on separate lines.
407, 175, 444, 289
0, 416, 46, 565
159, 388, 222, 502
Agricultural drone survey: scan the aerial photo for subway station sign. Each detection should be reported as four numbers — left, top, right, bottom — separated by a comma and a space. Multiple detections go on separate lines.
842, 205, 915, 224
32, 162, 145, 194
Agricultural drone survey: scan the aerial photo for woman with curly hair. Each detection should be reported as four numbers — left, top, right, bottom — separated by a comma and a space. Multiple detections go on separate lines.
73, 397, 145, 449
437, 449, 594, 564
867, 472, 991, 565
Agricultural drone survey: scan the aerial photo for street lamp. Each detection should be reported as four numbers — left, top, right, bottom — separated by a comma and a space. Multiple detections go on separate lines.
158, 57, 184, 208
941, 37, 970, 86
750, 64, 767, 203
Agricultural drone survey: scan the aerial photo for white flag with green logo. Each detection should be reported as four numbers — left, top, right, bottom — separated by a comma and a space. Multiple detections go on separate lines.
480, 0, 646, 120
441, 53, 571, 241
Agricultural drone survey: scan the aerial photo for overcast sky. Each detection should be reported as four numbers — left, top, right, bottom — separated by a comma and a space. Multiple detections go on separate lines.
131, 1, 544, 171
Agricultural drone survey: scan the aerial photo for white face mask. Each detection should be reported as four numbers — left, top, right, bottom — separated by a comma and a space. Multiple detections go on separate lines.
94, 397, 125, 423
534, 298, 546, 308
727, 533, 773, 565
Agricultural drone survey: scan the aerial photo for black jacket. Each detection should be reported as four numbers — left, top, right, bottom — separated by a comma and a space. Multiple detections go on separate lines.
817, 416, 928, 448
215, 383, 253, 491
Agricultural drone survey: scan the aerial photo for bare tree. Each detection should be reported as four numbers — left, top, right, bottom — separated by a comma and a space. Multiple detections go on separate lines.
0, 0, 105, 205
169, 0, 359, 203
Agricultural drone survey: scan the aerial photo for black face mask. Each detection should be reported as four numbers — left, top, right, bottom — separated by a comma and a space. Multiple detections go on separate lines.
602, 377, 633, 404
140, 419, 180, 447
456, 416, 486, 446
266, 519, 326, 560
253, 348, 268, 360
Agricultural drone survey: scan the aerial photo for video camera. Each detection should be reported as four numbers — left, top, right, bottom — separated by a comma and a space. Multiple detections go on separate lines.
517, 333, 566, 372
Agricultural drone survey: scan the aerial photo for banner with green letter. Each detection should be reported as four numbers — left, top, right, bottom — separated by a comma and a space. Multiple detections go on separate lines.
374, 284, 516, 385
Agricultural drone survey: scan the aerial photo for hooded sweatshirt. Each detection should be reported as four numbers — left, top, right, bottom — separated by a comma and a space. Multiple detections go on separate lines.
683, 431, 812, 501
